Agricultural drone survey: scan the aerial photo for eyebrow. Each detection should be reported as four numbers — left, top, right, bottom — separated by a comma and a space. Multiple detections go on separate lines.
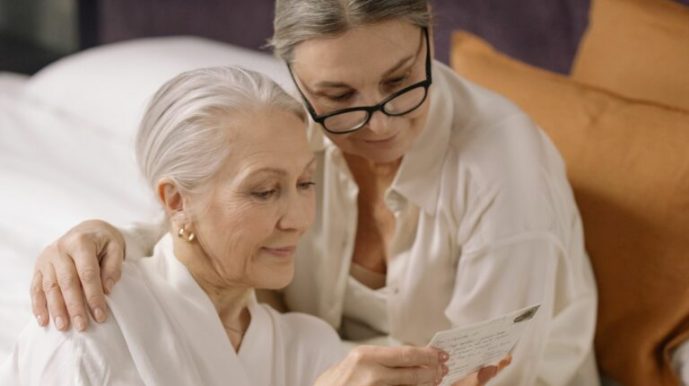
248, 157, 317, 177
250, 168, 287, 177
313, 54, 415, 89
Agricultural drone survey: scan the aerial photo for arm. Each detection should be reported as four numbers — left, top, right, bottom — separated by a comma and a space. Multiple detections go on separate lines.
447, 235, 597, 386
314, 345, 449, 386
1, 325, 141, 386
30, 218, 166, 332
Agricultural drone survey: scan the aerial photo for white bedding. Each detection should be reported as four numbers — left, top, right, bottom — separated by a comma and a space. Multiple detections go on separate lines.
0, 75, 159, 361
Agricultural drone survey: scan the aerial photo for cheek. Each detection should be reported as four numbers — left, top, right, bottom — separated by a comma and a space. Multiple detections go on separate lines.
198, 198, 279, 267
406, 99, 430, 136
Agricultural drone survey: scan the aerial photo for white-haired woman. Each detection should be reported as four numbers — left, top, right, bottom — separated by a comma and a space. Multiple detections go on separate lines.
30, 1, 599, 385
1, 67, 450, 386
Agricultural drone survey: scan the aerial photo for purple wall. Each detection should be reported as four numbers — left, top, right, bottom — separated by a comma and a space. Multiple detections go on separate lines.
91, 0, 686, 74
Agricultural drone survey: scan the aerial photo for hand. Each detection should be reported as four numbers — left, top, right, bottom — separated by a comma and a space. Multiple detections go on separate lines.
451, 354, 512, 386
314, 345, 449, 386
31, 219, 125, 331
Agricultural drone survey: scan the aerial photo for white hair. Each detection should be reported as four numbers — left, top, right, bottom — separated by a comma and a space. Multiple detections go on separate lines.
135, 66, 306, 209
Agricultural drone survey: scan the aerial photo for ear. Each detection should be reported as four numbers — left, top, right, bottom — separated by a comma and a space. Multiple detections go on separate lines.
156, 177, 187, 221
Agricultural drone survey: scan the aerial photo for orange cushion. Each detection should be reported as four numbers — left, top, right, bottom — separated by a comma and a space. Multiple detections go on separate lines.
451, 30, 689, 386
572, 0, 689, 111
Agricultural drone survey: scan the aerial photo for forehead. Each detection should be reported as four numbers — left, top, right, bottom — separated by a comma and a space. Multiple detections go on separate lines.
291, 20, 421, 83
219, 107, 311, 175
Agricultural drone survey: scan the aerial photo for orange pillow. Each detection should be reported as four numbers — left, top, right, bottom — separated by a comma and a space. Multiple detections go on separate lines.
572, 0, 689, 111
451, 31, 689, 386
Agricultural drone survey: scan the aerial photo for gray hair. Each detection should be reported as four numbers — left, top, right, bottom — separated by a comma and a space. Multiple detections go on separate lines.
136, 66, 306, 209
270, 0, 431, 62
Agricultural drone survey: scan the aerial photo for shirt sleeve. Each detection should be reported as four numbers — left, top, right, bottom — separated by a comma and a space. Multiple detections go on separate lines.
1, 330, 124, 386
2, 318, 145, 386
446, 232, 597, 386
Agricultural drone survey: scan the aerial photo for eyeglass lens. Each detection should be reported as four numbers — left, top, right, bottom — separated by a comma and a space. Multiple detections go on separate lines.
323, 85, 427, 133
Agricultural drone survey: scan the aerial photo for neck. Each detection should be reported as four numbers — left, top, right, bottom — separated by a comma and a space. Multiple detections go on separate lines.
171, 234, 252, 349
344, 154, 402, 193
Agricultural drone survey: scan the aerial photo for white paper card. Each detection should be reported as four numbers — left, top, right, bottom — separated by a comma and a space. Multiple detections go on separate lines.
427, 304, 540, 385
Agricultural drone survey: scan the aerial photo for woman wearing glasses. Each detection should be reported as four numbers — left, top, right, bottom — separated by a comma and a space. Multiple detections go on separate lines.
30, 1, 599, 385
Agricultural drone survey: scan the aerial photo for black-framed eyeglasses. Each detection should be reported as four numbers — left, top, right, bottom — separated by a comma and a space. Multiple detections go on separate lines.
287, 27, 432, 135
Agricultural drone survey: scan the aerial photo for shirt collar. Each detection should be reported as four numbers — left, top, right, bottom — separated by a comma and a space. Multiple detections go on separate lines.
388, 70, 453, 215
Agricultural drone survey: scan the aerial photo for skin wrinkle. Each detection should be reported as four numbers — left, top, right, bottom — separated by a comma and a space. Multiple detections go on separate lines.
160, 106, 316, 348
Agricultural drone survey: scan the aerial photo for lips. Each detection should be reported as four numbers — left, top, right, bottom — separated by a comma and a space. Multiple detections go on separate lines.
363, 133, 398, 145
261, 246, 297, 258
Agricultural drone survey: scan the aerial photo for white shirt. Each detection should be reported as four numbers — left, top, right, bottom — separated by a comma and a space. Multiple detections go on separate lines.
115, 61, 600, 385
0, 235, 344, 386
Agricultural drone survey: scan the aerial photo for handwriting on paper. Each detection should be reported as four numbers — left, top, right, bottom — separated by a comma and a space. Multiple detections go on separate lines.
427, 304, 540, 385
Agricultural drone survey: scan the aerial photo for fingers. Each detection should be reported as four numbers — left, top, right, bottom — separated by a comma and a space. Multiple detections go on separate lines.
71, 239, 109, 323
370, 346, 447, 368
54, 246, 93, 331
100, 240, 124, 295
381, 364, 448, 385
476, 365, 498, 385
475, 355, 512, 385
30, 219, 125, 331
30, 270, 48, 326
498, 354, 512, 371
349, 345, 449, 385
42, 264, 69, 331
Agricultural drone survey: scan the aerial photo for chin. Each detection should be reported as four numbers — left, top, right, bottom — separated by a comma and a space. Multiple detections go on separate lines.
358, 147, 407, 164
258, 267, 295, 290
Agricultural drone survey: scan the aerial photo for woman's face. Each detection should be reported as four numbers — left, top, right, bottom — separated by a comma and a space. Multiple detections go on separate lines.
290, 20, 432, 164
190, 107, 316, 290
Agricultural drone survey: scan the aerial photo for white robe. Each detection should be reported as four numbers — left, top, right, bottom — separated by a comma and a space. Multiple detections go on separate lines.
0, 235, 345, 386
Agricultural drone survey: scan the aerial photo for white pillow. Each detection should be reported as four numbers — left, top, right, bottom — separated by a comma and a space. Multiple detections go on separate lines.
24, 36, 291, 138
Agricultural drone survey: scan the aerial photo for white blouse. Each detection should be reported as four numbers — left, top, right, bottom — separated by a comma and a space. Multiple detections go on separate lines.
1, 235, 344, 386
116, 61, 599, 385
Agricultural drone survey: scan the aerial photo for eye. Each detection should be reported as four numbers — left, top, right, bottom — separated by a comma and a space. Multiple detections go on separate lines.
298, 181, 316, 191
252, 189, 278, 200
385, 76, 407, 86
326, 91, 355, 102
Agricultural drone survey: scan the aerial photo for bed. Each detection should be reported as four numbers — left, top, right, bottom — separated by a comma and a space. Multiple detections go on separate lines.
2, 1, 689, 385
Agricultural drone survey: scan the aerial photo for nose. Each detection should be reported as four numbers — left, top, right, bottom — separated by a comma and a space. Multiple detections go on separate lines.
366, 109, 393, 136
277, 191, 314, 233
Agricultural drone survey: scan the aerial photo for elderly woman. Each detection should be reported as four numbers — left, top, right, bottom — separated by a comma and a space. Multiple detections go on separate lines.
30, 1, 599, 385
1, 67, 450, 386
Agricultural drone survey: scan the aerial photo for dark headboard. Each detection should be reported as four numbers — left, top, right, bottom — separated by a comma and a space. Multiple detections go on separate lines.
77, 0, 688, 74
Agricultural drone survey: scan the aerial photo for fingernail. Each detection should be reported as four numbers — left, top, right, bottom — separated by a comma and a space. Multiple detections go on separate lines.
440, 351, 449, 361
35, 314, 44, 325
443, 364, 449, 375
55, 316, 66, 330
94, 307, 105, 323
104, 279, 114, 294
74, 316, 86, 331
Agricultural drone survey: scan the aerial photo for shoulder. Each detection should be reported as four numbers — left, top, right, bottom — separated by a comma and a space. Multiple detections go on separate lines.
3, 317, 136, 385
434, 63, 575, 239
436, 63, 555, 171
434, 62, 528, 131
